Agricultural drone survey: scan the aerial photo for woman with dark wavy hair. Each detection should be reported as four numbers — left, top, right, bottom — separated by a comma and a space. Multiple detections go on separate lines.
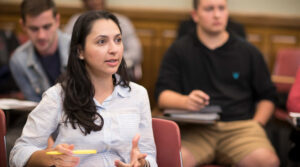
10, 11, 157, 167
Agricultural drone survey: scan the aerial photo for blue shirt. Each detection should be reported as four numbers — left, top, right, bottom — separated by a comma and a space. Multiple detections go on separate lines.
36, 48, 61, 85
10, 82, 157, 167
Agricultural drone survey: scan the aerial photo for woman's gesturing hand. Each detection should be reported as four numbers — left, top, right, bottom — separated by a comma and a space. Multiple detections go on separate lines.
114, 134, 148, 167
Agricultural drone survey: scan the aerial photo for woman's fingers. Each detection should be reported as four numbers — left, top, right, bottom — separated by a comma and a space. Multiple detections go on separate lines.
47, 136, 55, 149
131, 134, 140, 150
55, 144, 74, 156
137, 153, 147, 160
114, 135, 147, 167
136, 153, 147, 167
54, 156, 80, 167
47, 143, 79, 167
131, 135, 147, 167
115, 160, 129, 167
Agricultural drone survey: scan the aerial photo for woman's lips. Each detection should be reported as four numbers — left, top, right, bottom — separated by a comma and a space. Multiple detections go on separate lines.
105, 59, 119, 66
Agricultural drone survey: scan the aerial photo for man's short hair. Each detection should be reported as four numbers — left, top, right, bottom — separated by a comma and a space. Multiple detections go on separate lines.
193, 0, 227, 9
193, 0, 199, 10
20, 0, 57, 22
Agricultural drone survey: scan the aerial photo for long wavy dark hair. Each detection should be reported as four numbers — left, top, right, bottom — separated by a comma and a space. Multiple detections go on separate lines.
59, 10, 130, 135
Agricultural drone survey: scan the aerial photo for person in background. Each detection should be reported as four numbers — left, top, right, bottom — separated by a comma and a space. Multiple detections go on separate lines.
287, 66, 300, 163
64, 0, 142, 81
0, 29, 20, 95
155, 0, 279, 166
286, 67, 300, 165
9, 0, 70, 102
287, 67, 300, 113
10, 10, 157, 167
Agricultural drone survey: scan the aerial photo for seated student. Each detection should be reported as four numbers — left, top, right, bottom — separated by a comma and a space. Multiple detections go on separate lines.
155, 0, 279, 166
64, 0, 142, 81
287, 67, 300, 163
9, 0, 70, 102
287, 67, 300, 113
9, 11, 157, 167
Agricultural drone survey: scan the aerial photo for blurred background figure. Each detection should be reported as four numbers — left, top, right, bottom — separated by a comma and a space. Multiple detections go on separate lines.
6, 0, 70, 159
0, 29, 20, 95
155, 0, 279, 166
64, 0, 143, 82
287, 67, 300, 165
9, 0, 70, 102
287, 67, 300, 114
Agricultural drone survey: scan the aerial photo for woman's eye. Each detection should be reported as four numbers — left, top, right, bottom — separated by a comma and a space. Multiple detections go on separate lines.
115, 37, 122, 44
97, 39, 106, 44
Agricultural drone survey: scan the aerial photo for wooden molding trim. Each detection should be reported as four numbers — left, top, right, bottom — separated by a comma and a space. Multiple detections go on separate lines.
1, 2, 300, 28
230, 13, 300, 28
0, 2, 84, 16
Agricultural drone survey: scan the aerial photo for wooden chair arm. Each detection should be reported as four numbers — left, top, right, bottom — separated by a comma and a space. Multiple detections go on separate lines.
271, 75, 295, 84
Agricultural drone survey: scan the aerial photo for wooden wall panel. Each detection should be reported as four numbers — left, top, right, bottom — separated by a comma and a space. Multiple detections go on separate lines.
133, 21, 178, 107
1, 3, 300, 108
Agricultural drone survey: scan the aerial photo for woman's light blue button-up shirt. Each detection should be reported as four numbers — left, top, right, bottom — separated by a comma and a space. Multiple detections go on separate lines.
9, 82, 157, 167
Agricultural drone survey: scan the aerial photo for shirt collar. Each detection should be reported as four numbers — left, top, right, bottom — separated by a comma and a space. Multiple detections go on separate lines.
114, 84, 130, 98
113, 74, 130, 98
94, 75, 130, 107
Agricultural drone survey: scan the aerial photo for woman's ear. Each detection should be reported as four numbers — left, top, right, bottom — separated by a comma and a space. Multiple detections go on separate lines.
78, 46, 84, 60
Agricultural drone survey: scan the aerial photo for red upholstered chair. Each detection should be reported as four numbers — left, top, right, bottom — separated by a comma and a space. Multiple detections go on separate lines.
271, 48, 300, 121
152, 118, 224, 167
0, 109, 7, 167
152, 118, 183, 167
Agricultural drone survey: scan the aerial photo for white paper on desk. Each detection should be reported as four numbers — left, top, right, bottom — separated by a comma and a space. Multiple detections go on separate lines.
0, 98, 38, 110
289, 112, 300, 118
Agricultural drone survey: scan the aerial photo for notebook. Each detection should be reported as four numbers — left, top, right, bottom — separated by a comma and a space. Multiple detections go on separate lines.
162, 105, 222, 124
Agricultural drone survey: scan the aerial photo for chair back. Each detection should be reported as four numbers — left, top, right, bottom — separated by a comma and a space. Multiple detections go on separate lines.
0, 109, 7, 167
152, 118, 182, 167
273, 48, 300, 93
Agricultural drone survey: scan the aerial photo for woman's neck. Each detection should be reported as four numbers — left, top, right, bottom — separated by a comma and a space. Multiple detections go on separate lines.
90, 74, 114, 104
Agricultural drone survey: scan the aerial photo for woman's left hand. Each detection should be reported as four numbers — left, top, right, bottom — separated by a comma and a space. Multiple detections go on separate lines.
114, 134, 147, 167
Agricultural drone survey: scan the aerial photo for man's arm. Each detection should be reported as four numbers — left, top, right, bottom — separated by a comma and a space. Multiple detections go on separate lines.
9, 55, 40, 101
253, 100, 275, 126
158, 90, 210, 111
250, 47, 277, 126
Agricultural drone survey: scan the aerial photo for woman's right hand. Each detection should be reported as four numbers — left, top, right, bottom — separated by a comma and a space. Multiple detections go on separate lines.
48, 144, 80, 167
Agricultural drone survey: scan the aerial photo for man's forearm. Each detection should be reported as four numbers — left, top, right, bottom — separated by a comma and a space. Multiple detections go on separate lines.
158, 90, 187, 110
253, 100, 275, 126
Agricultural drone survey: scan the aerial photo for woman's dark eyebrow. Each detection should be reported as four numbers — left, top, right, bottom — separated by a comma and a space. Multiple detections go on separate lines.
95, 33, 121, 39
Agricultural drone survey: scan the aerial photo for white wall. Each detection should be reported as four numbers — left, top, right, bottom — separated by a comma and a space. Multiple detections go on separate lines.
1, 0, 300, 16
227, 0, 300, 16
